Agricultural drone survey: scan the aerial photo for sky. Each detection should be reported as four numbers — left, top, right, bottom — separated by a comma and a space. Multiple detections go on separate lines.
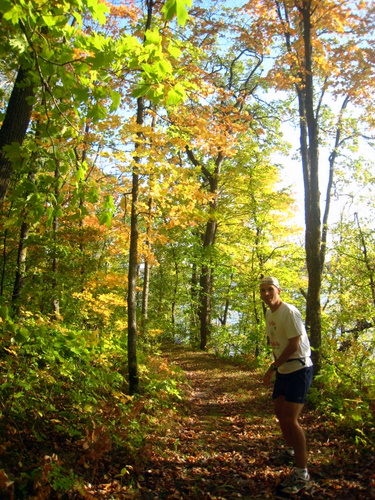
194, 0, 375, 231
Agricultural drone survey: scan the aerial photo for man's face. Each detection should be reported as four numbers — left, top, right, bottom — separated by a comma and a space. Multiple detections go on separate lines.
260, 284, 281, 311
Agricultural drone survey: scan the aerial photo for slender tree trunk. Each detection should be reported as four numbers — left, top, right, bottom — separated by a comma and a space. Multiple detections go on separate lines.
0, 67, 34, 203
186, 148, 223, 349
75, 121, 91, 287
321, 95, 350, 267
171, 250, 179, 331
141, 197, 152, 332
277, 2, 355, 374
142, 259, 150, 323
298, 0, 322, 373
11, 169, 37, 317
252, 289, 262, 358
51, 160, 60, 320
222, 298, 229, 326
275, 0, 323, 372
127, 91, 148, 394
52, 214, 60, 320
11, 221, 30, 317
0, 228, 8, 297
190, 261, 199, 340
127, 0, 154, 394
127, 97, 143, 395
276, 0, 323, 372
128, 167, 140, 394
199, 217, 218, 349
199, 260, 214, 349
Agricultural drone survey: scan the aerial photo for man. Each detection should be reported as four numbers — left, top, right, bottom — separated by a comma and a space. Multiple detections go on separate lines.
260, 276, 313, 495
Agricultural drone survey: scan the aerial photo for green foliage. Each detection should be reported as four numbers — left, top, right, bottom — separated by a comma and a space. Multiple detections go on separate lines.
0, 312, 184, 496
308, 351, 375, 450
162, 0, 192, 26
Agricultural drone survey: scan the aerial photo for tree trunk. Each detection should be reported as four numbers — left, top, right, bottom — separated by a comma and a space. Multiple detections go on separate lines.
11, 221, 30, 317
127, 95, 145, 395
0, 67, 34, 203
185, 147, 224, 349
298, 1, 322, 373
190, 261, 199, 340
199, 219, 217, 349
141, 259, 150, 325
127, 168, 140, 395
0, 228, 8, 297
11, 168, 37, 317
127, 0, 154, 395
51, 159, 61, 321
141, 197, 152, 333
52, 213, 60, 320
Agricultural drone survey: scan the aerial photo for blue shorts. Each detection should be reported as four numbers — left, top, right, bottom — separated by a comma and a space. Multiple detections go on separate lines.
272, 366, 313, 404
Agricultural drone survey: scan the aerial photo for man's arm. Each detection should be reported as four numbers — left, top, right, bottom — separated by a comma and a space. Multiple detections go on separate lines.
263, 336, 301, 386
273, 335, 301, 368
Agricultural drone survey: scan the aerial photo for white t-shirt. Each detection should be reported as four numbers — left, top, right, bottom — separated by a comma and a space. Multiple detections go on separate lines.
265, 302, 313, 374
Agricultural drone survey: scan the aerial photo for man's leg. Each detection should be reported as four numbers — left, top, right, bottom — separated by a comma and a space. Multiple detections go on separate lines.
273, 395, 307, 468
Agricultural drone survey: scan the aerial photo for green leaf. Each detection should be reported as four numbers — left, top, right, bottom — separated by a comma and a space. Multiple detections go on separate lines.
110, 90, 121, 112
99, 212, 112, 227
87, 186, 100, 203
9, 35, 28, 54
162, 0, 177, 21
88, 50, 113, 70
157, 59, 173, 76
0, 0, 11, 15
15, 327, 29, 343
42, 15, 57, 27
76, 167, 85, 181
72, 11, 83, 26
132, 84, 151, 99
87, 104, 107, 121
86, 0, 109, 24
145, 28, 162, 47
166, 86, 187, 106
2, 3, 21, 24
168, 43, 182, 59
161, 0, 192, 26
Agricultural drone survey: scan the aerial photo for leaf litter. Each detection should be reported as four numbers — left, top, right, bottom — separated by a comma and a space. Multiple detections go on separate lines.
1, 345, 373, 499
136, 345, 374, 500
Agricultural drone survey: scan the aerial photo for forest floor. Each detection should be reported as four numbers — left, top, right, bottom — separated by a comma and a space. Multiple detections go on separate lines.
126, 344, 374, 500
2, 344, 374, 499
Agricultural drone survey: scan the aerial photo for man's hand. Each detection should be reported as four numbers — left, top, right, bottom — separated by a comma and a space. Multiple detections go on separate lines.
263, 368, 274, 387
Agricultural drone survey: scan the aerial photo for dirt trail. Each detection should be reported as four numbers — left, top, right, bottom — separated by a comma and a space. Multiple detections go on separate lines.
136, 346, 374, 499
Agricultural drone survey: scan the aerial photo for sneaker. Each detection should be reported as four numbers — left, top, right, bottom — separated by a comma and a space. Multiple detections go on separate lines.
270, 448, 295, 464
286, 447, 295, 457
280, 472, 313, 494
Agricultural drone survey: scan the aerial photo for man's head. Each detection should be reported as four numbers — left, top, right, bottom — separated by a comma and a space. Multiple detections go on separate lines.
260, 276, 280, 289
260, 276, 282, 311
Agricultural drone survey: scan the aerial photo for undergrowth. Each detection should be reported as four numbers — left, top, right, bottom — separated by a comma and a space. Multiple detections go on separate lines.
0, 313, 185, 499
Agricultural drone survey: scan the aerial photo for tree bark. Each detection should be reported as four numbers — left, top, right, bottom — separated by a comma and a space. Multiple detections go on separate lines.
0, 67, 34, 203
11, 167, 37, 317
277, 0, 323, 372
127, 0, 154, 395
141, 197, 152, 332
127, 97, 143, 395
298, 0, 322, 373
11, 221, 30, 317
185, 148, 223, 350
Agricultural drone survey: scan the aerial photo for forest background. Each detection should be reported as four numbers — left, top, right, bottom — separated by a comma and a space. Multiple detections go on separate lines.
0, 0, 374, 497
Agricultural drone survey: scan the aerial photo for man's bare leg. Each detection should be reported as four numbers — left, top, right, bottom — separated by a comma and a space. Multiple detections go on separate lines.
273, 395, 307, 469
